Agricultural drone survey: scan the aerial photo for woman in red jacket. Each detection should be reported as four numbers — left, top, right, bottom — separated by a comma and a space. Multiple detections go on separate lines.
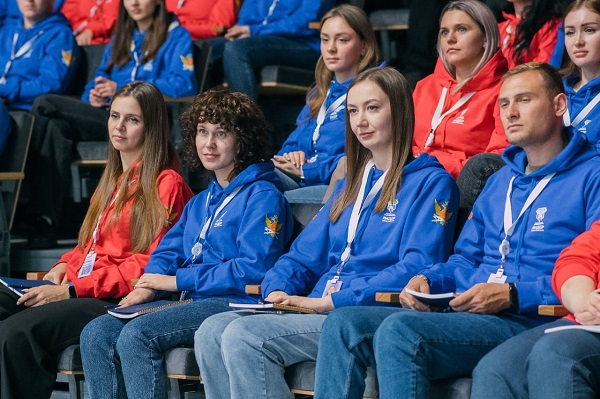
497, 0, 564, 69
0, 81, 193, 399
412, 0, 510, 180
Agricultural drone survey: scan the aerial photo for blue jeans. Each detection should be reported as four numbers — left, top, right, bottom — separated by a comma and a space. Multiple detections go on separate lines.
472, 318, 600, 399
314, 306, 401, 399
80, 298, 231, 399
314, 307, 543, 399
195, 310, 326, 399
222, 36, 319, 99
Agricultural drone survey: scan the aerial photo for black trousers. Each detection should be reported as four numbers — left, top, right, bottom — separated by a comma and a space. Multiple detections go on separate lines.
27, 94, 108, 223
0, 285, 113, 399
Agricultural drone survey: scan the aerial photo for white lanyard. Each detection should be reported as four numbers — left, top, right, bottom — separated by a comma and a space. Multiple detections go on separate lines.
563, 92, 600, 128
262, 0, 279, 25
0, 31, 43, 84
424, 87, 475, 148
502, 23, 513, 49
338, 160, 388, 271
311, 90, 346, 161
73, 0, 104, 35
91, 184, 127, 250
176, 0, 184, 10
130, 40, 141, 82
499, 173, 555, 269
190, 185, 243, 261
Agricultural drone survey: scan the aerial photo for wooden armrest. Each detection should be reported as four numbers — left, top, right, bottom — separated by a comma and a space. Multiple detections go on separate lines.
375, 292, 401, 303
538, 305, 569, 317
26, 272, 47, 280
0, 172, 25, 180
245, 285, 262, 295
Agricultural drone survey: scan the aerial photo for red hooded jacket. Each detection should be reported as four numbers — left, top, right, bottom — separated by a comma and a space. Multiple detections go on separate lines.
166, 0, 236, 40
61, 0, 119, 44
57, 167, 193, 299
499, 12, 561, 69
412, 50, 510, 179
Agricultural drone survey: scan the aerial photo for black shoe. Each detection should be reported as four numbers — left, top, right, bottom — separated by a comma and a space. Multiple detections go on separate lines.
27, 215, 57, 249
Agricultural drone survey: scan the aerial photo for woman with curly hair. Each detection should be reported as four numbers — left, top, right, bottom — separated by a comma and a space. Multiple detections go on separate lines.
80, 87, 294, 399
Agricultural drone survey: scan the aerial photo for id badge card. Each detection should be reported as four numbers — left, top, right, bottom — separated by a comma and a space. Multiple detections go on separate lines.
322, 278, 343, 297
78, 251, 97, 278
487, 268, 507, 284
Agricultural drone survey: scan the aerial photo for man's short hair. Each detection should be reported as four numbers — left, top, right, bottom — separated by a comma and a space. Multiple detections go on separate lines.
503, 62, 564, 100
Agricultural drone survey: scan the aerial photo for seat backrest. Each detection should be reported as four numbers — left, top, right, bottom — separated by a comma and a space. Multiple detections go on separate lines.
70, 44, 107, 97
1, 112, 34, 230
192, 40, 212, 93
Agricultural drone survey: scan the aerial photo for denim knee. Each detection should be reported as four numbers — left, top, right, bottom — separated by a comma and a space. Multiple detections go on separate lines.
223, 39, 249, 63
528, 332, 576, 364
115, 322, 147, 358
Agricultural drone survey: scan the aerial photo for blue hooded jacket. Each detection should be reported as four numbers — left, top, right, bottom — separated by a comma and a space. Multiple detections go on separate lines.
81, 20, 197, 103
237, 0, 335, 52
423, 129, 600, 317
564, 74, 600, 145
278, 77, 349, 186
262, 154, 459, 308
144, 162, 293, 304
0, 12, 79, 110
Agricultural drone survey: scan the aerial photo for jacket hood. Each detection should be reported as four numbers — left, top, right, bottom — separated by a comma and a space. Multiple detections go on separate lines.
209, 162, 284, 197
564, 74, 600, 111
17, 11, 71, 33
501, 128, 596, 178
433, 50, 509, 93
403, 153, 447, 176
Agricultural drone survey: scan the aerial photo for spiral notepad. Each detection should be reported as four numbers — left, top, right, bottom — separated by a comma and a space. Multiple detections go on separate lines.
108, 299, 193, 319
229, 302, 317, 314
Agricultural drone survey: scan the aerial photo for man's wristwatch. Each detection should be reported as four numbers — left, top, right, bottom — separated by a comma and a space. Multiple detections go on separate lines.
508, 282, 518, 311
68, 282, 77, 299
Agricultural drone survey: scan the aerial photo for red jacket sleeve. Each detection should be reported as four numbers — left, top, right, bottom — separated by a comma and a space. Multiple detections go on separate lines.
85, 0, 120, 44
171, 0, 236, 40
530, 18, 561, 65
484, 100, 510, 154
65, 171, 193, 298
553, 220, 600, 302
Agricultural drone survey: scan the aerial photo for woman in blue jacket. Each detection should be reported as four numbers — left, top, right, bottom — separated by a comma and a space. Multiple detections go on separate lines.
272, 5, 379, 201
194, 67, 459, 399
24, 0, 197, 248
562, 0, 600, 145
79, 87, 293, 399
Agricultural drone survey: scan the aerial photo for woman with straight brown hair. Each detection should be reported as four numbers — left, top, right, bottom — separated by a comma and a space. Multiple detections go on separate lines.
24, 0, 197, 247
0, 81, 193, 399
272, 4, 379, 202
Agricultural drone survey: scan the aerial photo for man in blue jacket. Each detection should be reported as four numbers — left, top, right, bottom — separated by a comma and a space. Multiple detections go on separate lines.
0, 0, 79, 110
312, 62, 600, 399
207, 0, 335, 100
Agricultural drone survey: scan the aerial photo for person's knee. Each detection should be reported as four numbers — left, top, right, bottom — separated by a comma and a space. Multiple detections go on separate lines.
223, 39, 251, 62
322, 307, 375, 347
374, 311, 423, 353
31, 94, 59, 117
115, 323, 146, 357
529, 333, 575, 364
